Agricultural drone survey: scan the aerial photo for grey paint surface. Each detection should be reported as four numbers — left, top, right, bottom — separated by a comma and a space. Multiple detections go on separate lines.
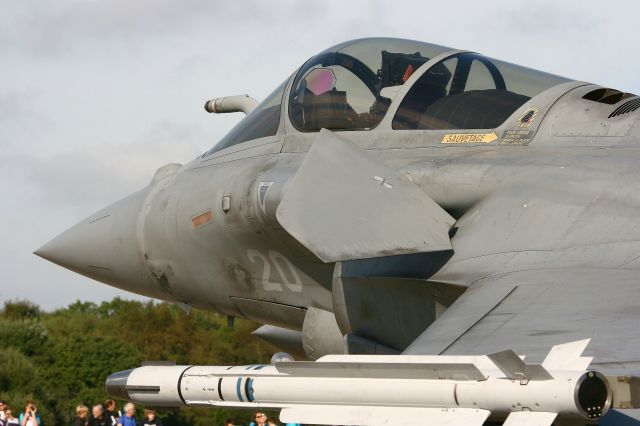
276, 129, 454, 262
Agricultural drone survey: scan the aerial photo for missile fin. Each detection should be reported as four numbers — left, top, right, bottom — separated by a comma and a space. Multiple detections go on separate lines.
280, 405, 490, 426
542, 339, 592, 371
276, 361, 486, 381
503, 411, 558, 426
487, 349, 553, 381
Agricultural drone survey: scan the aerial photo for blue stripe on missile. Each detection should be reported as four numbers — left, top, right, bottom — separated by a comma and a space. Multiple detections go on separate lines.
246, 378, 255, 402
217, 377, 224, 401
236, 378, 244, 402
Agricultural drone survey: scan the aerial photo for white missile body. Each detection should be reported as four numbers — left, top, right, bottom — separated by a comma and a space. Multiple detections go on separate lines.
106, 340, 612, 426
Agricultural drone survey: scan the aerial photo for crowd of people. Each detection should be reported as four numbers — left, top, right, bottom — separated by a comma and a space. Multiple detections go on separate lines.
226, 411, 300, 426
0, 401, 303, 426
0, 400, 43, 426
70, 400, 162, 426
0, 399, 162, 426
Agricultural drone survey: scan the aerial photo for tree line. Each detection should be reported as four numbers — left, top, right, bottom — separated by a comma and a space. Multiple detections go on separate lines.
0, 298, 276, 425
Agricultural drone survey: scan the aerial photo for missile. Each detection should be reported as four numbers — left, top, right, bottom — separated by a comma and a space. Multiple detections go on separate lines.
106, 340, 612, 426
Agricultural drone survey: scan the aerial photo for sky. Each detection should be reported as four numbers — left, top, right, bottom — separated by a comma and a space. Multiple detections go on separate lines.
1, 0, 639, 311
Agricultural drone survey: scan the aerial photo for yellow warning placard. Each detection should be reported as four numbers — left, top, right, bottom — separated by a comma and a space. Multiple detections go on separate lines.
441, 132, 498, 144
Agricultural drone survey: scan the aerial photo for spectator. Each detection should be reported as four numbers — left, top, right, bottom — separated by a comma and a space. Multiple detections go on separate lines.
141, 410, 161, 426
72, 404, 88, 426
0, 400, 6, 421
116, 403, 136, 426
5, 409, 18, 425
19, 400, 41, 426
102, 401, 117, 426
223, 420, 234, 426
249, 411, 267, 426
266, 417, 278, 426
88, 405, 108, 426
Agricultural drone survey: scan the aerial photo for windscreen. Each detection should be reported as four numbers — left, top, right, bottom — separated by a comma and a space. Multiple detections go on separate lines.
204, 81, 286, 157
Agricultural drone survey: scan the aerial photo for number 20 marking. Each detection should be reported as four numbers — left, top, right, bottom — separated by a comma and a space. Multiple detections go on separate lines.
246, 250, 303, 292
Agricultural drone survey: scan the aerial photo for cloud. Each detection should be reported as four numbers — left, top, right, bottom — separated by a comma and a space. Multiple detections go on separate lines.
0, 0, 325, 57
0, 89, 52, 149
496, 1, 598, 36
19, 121, 203, 213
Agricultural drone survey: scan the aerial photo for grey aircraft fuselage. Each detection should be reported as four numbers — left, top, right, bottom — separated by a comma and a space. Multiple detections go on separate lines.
36, 39, 640, 377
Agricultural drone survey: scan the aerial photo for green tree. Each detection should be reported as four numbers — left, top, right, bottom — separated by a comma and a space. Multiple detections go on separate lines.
1, 300, 41, 319
0, 347, 52, 425
0, 347, 39, 394
37, 334, 142, 424
0, 318, 47, 356
1, 298, 277, 425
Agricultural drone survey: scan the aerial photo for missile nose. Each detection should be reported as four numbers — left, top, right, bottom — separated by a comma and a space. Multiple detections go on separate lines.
105, 369, 133, 400
35, 190, 161, 298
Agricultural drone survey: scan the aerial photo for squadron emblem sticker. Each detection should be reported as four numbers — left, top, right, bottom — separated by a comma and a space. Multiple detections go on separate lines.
517, 107, 539, 128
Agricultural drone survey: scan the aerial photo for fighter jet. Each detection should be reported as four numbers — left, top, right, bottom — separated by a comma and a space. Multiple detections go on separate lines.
35, 37, 640, 425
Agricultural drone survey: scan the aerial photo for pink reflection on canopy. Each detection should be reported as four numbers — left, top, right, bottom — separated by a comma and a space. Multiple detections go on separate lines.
305, 68, 337, 96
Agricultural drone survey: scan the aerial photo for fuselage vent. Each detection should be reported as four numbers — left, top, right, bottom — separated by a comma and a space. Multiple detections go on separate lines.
583, 88, 636, 105
608, 98, 640, 118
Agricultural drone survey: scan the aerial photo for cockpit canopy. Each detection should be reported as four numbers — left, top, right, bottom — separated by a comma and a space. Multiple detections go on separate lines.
393, 52, 568, 130
205, 38, 571, 156
289, 38, 451, 132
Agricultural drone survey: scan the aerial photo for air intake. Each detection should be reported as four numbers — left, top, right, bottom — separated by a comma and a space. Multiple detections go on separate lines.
583, 88, 636, 105
608, 98, 640, 118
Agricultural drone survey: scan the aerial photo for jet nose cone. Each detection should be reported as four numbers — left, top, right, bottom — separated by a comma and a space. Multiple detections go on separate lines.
34, 238, 65, 263
35, 190, 158, 297
35, 212, 117, 281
